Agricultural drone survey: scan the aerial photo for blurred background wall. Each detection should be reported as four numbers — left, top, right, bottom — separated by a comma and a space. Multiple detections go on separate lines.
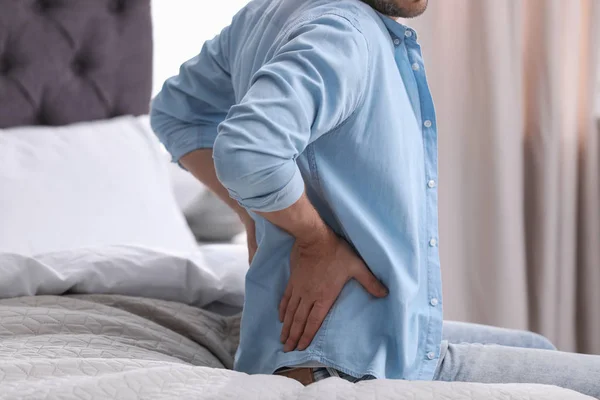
152, 0, 600, 354
151, 0, 250, 96
407, 0, 599, 354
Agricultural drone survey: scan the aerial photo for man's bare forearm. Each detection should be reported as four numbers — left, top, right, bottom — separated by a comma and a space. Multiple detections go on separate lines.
179, 149, 250, 223
256, 194, 333, 245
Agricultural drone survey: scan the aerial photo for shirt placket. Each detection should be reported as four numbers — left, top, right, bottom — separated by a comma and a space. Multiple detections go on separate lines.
395, 27, 444, 379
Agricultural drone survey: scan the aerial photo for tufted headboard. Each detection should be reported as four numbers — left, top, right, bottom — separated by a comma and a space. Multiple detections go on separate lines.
0, 0, 152, 129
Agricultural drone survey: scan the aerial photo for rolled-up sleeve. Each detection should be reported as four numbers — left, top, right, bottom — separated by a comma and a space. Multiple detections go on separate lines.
150, 25, 235, 162
213, 14, 368, 212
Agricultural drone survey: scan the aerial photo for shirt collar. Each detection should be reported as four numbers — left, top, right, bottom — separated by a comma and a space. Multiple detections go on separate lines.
376, 12, 418, 43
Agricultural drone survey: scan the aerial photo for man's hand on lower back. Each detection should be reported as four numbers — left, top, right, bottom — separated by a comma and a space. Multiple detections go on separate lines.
255, 193, 388, 352
278, 228, 389, 353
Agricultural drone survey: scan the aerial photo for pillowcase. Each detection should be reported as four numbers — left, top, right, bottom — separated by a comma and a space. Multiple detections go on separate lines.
0, 116, 197, 255
0, 245, 247, 309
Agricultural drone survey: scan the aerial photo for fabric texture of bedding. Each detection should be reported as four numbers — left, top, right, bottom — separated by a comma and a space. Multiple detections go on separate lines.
0, 116, 197, 256
0, 295, 592, 400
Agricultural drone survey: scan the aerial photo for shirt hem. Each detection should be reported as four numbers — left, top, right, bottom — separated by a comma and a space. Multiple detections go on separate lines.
271, 352, 382, 380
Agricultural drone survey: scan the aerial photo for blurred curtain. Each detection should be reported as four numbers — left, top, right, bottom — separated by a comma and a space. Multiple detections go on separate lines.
408, 0, 600, 353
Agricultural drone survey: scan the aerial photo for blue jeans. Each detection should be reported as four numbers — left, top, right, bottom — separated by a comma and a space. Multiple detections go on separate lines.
314, 320, 556, 383
435, 330, 600, 399
315, 321, 600, 399
440, 321, 556, 350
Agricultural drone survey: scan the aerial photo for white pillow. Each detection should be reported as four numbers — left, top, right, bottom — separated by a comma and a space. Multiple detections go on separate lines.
0, 245, 247, 309
0, 116, 197, 255
185, 191, 245, 242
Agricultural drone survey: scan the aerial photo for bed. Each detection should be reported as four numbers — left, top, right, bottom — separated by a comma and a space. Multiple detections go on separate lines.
0, 1, 593, 399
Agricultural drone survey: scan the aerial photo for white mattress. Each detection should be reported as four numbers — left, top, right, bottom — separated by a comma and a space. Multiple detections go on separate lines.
0, 247, 593, 399
0, 295, 592, 400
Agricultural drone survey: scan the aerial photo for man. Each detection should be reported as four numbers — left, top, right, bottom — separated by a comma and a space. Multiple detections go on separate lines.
151, 0, 600, 396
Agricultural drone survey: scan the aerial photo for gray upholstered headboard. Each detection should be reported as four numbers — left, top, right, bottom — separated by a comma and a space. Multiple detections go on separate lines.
0, 0, 153, 129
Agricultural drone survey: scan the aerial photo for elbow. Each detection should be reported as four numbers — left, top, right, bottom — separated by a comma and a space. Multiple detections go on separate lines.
213, 135, 304, 212
148, 107, 180, 162
149, 101, 211, 163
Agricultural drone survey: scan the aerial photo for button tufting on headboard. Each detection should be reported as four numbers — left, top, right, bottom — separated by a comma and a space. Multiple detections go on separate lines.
109, 109, 123, 119
0, 58, 12, 75
0, 0, 152, 129
109, 0, 127, 14
36, 112, 49, 126
35, 0, 54, 13
71, 57, 89, 76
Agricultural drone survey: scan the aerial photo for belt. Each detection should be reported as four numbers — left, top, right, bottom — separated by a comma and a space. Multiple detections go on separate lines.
275, 368, 316, 386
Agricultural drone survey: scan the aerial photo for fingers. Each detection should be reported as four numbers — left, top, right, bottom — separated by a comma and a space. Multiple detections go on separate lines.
296, 300, 331, 351
352, 263, 388, 298
279, 283, 293, 322
280, 293, 300, 344
284, 299, 312, 352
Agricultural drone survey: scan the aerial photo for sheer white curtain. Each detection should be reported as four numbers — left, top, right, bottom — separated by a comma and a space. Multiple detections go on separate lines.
408, 0, 600, 353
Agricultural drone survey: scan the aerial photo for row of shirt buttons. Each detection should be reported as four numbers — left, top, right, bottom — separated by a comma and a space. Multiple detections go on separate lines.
392, 29, 415, 46
421, 71, 438, 360
401, 25, 439, 366
428, 163, 439, 313
428, 154, 439, 312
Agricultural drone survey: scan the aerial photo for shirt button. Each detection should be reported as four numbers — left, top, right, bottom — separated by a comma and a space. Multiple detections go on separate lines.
427, 180, 436, 188
430, 298, 439, 306
427, 352, 436, 360
393, 38, 400, 46
424, 120, 432, 128
429, 238, 437, 247
405, 30, 413, 38
412, 63, 420, 71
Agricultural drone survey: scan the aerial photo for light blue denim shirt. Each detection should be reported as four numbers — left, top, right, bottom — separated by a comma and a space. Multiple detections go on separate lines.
151, 0, 442, 381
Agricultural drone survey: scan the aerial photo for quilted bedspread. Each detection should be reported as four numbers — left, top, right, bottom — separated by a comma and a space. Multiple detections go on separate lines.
0, 295, 592, 400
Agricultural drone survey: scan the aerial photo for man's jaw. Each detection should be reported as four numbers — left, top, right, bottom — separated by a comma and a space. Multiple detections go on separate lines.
360, 0, 428, 19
